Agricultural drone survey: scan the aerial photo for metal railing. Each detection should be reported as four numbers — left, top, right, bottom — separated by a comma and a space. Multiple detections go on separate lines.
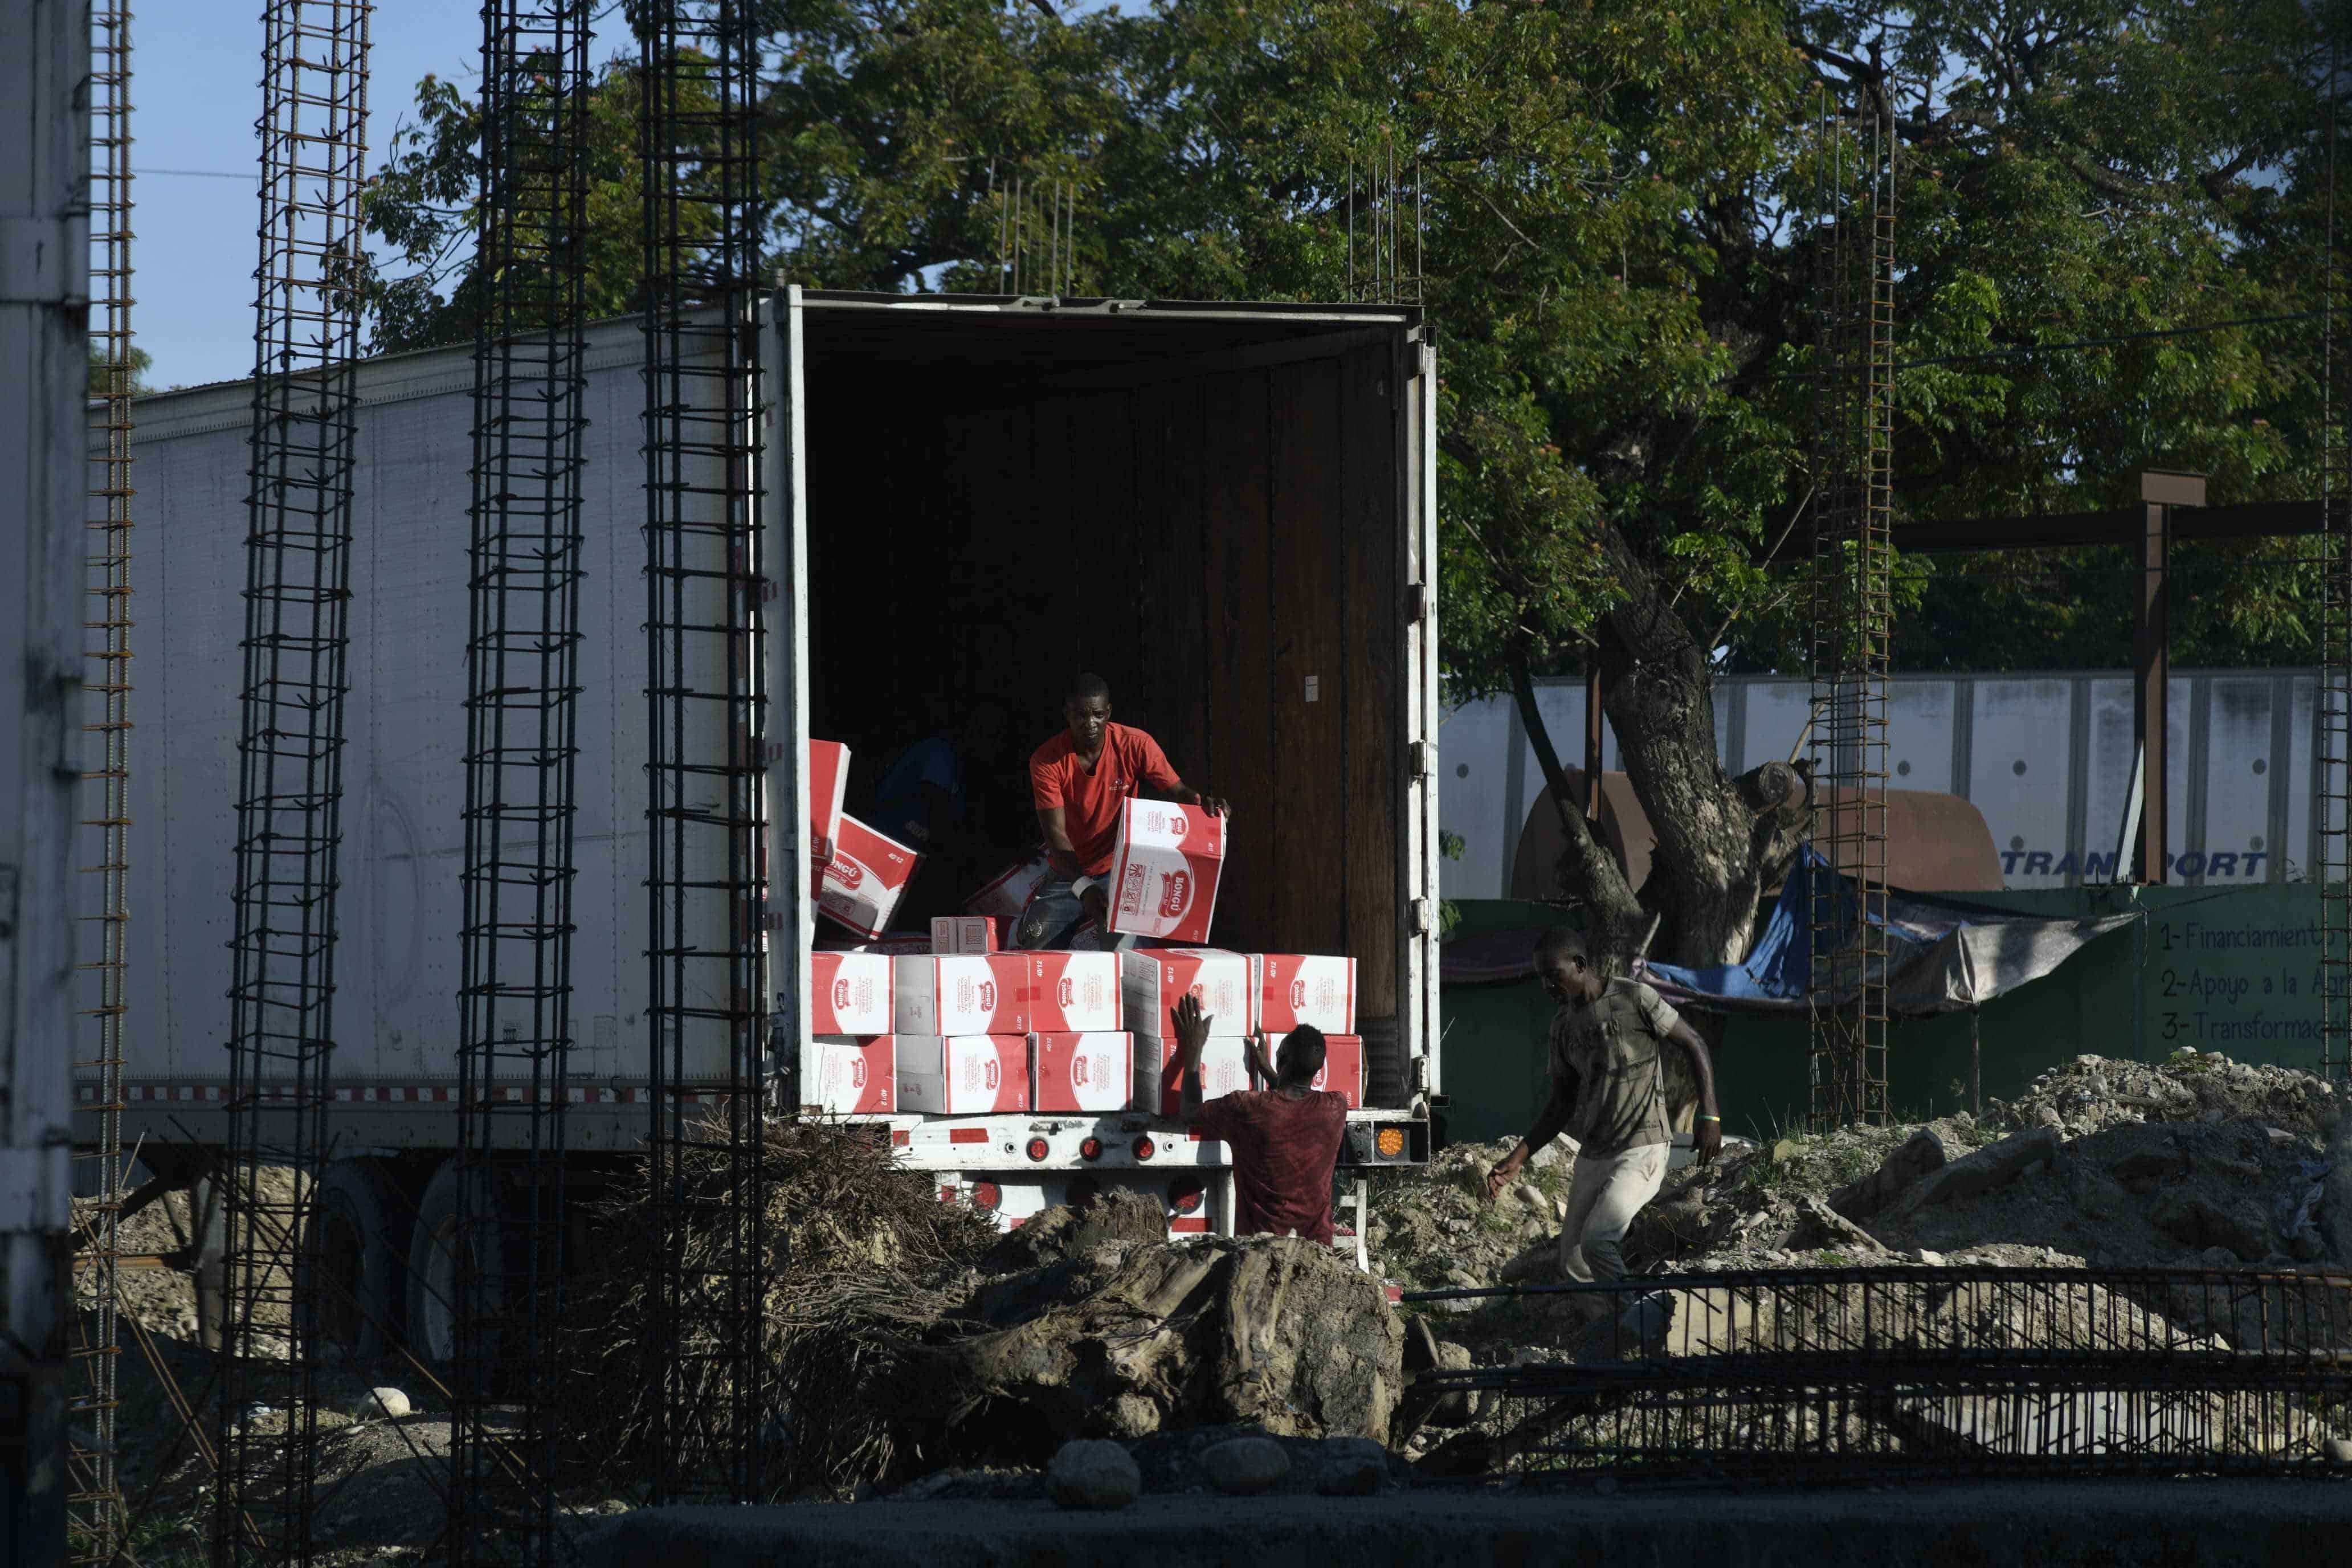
1401, 1267, 2352, 1480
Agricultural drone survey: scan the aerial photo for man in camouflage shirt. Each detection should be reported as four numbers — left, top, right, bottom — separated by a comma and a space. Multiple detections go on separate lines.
1485, 926, 1722, 1283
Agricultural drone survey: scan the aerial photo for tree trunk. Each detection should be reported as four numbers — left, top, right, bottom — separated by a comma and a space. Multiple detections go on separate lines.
1521, 529, 1810, 976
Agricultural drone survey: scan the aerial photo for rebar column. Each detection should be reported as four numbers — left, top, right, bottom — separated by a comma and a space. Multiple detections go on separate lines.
214, 3, 371, 1563
2321, 50, 2351, 1083
71, 0, 134, 1556
638, 0, 773, 1505
447, 2, 593, 1561
1806, 81, 1896, 1130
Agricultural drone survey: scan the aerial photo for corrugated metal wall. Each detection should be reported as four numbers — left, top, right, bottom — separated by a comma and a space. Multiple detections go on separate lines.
1443, 670, 2320, 899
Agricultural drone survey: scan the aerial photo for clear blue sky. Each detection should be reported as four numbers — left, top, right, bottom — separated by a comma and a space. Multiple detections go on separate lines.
133, 0, 552, 390
130, 2, 1128, 390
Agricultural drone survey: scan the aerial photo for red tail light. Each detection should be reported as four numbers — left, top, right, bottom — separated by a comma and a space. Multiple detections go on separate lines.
1025, 1137, 1050, 1162
1132, 1135, 1156, 1162
1078, 1137, 1104, 1161
1169, 1178, 1204, 1214
970, 1182, 1001, 1211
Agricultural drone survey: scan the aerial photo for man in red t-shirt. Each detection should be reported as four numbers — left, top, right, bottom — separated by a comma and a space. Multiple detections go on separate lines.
1017, 672, 1228, 949
1172, 995, 1347, 1244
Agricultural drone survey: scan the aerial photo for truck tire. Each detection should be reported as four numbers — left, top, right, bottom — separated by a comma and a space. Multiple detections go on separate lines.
303, 1158, 409, 1360
405, 1159, 534, 1386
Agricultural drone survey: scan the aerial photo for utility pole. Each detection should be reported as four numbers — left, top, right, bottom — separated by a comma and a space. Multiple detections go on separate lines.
0, 1, 92, 1559
2132, 471, 2205, 884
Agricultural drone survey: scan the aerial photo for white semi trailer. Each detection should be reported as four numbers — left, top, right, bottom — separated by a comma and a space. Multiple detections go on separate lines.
101, 292, 1443, 1357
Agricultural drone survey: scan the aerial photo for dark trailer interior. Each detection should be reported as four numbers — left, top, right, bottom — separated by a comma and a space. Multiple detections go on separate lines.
788, 293, 1420, 1049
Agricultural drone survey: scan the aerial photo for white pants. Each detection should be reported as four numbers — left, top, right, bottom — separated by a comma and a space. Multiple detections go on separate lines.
1558, 1141, 1668, 1284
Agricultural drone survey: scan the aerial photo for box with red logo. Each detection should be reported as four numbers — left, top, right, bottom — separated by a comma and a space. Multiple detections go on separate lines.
1251, 954, 1358, 1034
1026, 952, 1122, 1032
1105, 799, 1226, 944
893, 954, 1030, 1036
897, 1034, 1030, 1114
1120, 949, 1253, 1040
1309, 1034, 1365, 1109
806, 1035, 895, 1114
1139, 1035, 1253, 1116
809, 951, 892, 1035
1030, 1032, 1134, 1113
810, 740, 850, 865
930, 914, 999, 955
816, 814, 921, 940
966, 851, 1051, 921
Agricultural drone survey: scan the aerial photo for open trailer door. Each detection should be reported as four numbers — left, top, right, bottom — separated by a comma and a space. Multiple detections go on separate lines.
761, 288, 814, 1064
1401, 326, 1442, 1100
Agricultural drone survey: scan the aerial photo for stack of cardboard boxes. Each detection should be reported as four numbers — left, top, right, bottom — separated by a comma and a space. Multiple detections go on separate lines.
807, 945, 1363, 1119
802, 738, 1363, 1119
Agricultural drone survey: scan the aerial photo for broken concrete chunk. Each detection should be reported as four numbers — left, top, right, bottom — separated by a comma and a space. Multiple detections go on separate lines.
1888, 1125, 2061, 1218
1047, 1439, 1140, 1511
353, 1387, 411, 1420
1829, 1128, 1948, 1221
2151, 1189, 2272, 1264
1199, 1435, 1291, 1495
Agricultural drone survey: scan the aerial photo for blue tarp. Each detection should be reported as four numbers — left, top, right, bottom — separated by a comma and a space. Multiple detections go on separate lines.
1637, 847, 2137, 1016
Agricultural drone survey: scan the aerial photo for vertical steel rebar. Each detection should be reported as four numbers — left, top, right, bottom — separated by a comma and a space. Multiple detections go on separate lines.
72, 0, 133, 1556
638, 0, 773, 1505
214, 2, 371, 1563
448, 1, 593, 1561
2321, 44, 2350, 1081
1807, 80, 1895, 1129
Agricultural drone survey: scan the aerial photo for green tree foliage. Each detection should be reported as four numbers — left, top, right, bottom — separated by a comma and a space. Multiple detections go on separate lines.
357, 0, 2345, 965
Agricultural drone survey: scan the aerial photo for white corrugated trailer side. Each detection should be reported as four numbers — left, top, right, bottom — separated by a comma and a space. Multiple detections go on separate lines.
103, 295, 1442, 1342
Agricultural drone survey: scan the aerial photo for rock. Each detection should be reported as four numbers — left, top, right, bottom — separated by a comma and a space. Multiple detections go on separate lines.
983, 1189, 1169, 1274
1770, 1138, 1802, 1163
1442, 1267, 1481, 1291
354, 1387, 410, 1420
2151, 1189, 2271, 1263
941, 1235, 1406, 1450
1889, 1126, 2062, 1217
1498, 1243, 1557, 1285
1796, 1197, 1887, 1254
2326, 1438, 2352, 1465
1200, 1436, 1291, 1495
1047, 1440, 1140, 1511
2035, 1105, 2064, 1128
1317, 1456, 1386, 1496
1322, 1436, 1389, 1465
1512, 1183, 1547, 1214
1829, 1128, 1948, 1220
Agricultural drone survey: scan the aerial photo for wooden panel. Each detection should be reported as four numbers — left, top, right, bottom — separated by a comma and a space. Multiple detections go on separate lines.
1341, 344, 1399, 1019
1268, 358, 1349, 958
1128, 378, 1211, 788
1200, 370, 1274, 958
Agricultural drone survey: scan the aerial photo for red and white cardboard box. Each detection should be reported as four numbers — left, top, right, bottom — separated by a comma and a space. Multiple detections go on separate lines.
1121, 949, 1253, 1039
1026, 952, 1122, 1032
810, 951, 893, 1036
806, 1035, 895, 1114
1140, 1035, 1253, 1117
898, 1034, 1030, 1115
809, 740, 850, 866
1105, 799, 1226, 944
930, 914, 999, 956
967, 851, 1051, 921
817, 935, 932, 956
1030, 1032, 1134, 1114
1310, 1034, 1366, 1109
816, 814, 921, 940
1253, 954, 1358, 1034
893, 954, 1030, 1036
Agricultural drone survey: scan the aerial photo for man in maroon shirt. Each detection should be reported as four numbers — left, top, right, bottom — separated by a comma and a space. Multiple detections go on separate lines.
1171, 994, 1348, 1244
1018, 672, 1228, 949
